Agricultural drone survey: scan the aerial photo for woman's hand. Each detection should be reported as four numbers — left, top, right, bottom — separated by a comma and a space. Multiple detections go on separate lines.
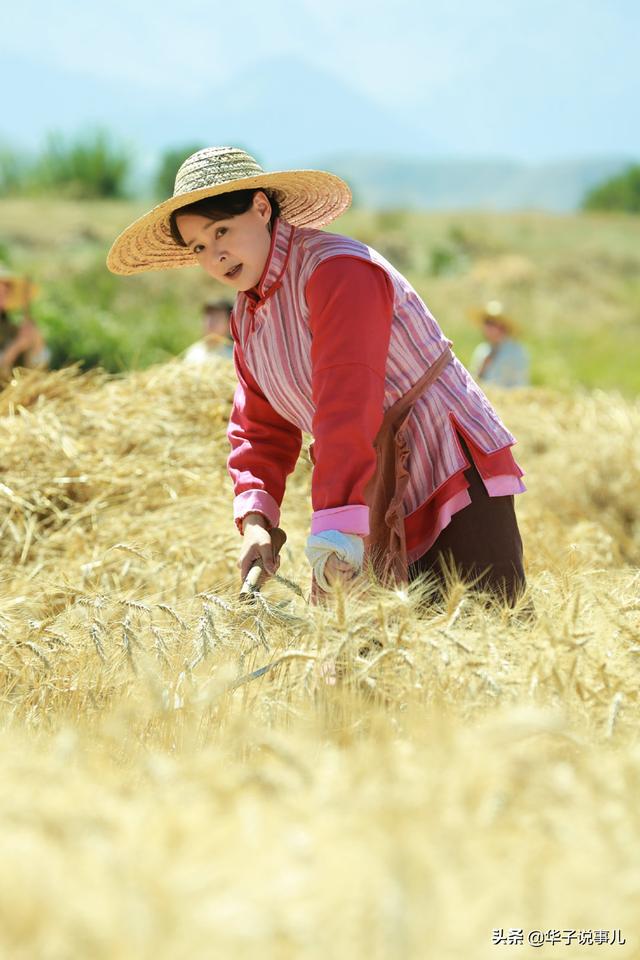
239, 514, 280, 583
323, 553, 358, 586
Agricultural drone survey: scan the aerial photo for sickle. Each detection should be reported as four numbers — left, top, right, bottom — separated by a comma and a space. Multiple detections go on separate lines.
239, 526, 287, 600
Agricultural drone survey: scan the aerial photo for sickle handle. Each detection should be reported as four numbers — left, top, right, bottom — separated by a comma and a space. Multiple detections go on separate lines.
240, 526, 287, 597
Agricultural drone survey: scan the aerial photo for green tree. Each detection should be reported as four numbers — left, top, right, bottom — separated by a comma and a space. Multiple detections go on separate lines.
30, 130, 131, 199
582, 165, 640, 213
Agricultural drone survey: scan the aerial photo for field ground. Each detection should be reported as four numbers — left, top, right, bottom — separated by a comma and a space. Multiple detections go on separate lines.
1, 199, 639, 392
0, 354, 638, 958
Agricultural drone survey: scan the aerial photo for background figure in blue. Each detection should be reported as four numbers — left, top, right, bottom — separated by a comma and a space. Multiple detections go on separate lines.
470, 300, 530, 388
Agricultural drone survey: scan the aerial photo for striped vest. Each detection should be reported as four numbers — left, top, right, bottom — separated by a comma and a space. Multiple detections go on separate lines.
231, 218, 517, 518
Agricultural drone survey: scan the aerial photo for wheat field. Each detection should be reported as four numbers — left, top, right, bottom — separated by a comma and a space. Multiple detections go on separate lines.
0, 356, 637, 959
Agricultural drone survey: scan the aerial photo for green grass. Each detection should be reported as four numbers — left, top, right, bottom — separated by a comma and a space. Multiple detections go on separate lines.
1, 199, 639, 391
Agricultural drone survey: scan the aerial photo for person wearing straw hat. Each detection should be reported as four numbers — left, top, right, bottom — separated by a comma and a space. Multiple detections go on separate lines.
108, 147, 527, 604
184, 298, 234, 365
470, 300, 530, 389
0, 267, 50, 377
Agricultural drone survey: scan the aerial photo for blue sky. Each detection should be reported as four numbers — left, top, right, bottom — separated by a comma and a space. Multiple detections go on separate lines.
1, 0, 639, 165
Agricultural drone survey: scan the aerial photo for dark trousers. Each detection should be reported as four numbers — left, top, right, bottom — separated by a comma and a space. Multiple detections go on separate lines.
408, 435, 526, 605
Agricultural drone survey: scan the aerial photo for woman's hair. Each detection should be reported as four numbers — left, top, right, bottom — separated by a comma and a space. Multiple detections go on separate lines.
170, 189, 281, 247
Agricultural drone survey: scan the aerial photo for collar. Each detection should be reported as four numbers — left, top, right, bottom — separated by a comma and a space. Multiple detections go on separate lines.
243, 217, 295, 308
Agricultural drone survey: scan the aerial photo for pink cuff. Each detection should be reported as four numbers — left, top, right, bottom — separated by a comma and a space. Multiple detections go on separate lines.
311, 504, 370, 535
485, 475, 527, 496
233, 490, 280, 534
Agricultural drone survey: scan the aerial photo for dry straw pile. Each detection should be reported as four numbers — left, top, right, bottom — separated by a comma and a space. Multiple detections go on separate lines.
0, 358, 639, 959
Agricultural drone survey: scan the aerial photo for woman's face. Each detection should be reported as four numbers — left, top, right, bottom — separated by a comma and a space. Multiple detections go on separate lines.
483, 319, 507, 345
204, 308, 230, 340
176, 192, 273, 291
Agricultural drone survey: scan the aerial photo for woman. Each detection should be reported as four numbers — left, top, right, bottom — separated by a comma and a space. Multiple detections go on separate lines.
470, 300, 530, 388
107, 147, 526, 603
0, 268, 49, 376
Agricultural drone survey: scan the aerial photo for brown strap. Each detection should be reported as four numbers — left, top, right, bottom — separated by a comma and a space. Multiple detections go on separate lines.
379, 344, 453, 431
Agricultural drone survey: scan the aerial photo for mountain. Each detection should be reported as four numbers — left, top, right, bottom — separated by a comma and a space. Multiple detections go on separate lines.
186, 56, 441, 166
316, 153, 636, 211
2, 49, 634, 210
1, 51, 439, 165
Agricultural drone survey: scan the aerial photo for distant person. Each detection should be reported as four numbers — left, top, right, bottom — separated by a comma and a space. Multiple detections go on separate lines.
0, 267, 50, 377
108, 147, 527, 605
470, 301, 529, 388
184, 299, 233, 364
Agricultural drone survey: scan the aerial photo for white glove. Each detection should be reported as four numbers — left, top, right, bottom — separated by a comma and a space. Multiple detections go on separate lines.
305, 531, 364, 591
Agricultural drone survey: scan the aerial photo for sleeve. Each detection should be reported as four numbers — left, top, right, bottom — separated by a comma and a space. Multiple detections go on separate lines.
227, 338, 303, 532
305, 256, 394, 536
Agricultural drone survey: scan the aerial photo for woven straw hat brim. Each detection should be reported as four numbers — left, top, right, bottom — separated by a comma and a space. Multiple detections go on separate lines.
0, 272, 39, 311
107, 169, 351, 276
469, 306, 519, 336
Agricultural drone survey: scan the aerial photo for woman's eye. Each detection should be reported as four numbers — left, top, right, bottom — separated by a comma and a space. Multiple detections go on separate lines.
216, 227, 227, 239
193, 244, 204, 254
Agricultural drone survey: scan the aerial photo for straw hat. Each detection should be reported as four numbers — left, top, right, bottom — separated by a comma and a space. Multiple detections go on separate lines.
0, 267, 39, 311
470, 300, 519, 336
107, 147, 352, 276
